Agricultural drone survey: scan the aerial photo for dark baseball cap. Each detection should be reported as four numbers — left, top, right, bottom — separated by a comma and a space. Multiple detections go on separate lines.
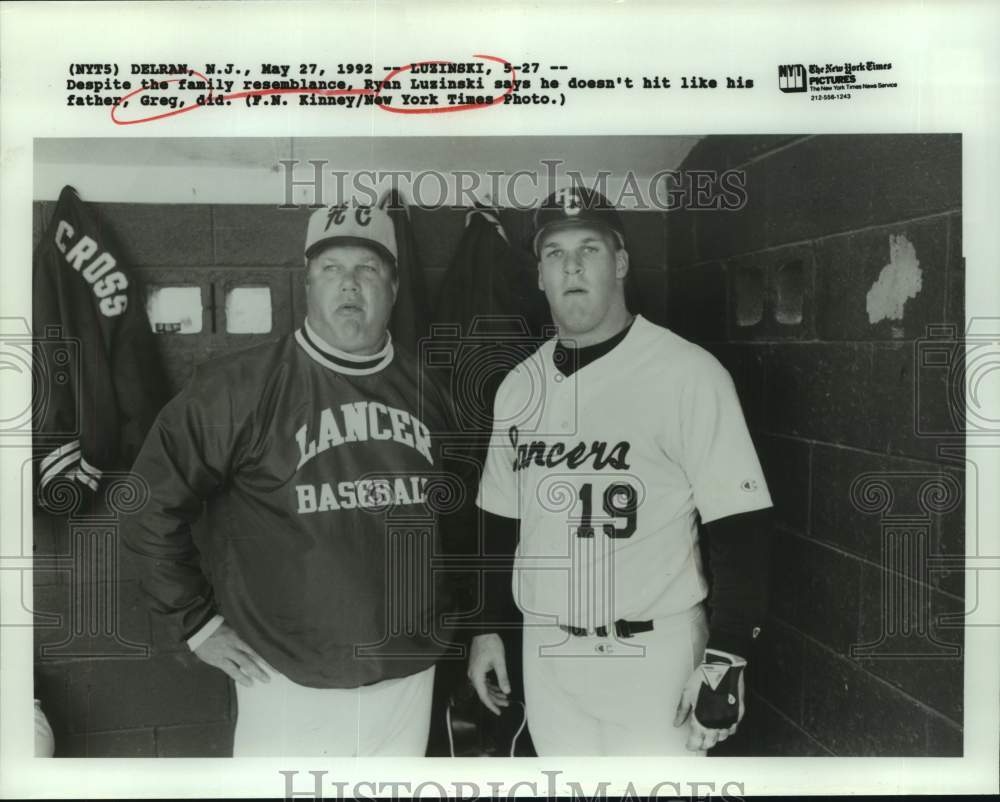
532, 186, 626, 256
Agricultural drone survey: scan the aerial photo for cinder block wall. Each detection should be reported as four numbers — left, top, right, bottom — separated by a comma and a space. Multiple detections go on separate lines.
666, 135, 964, 756
31, 197, 668, 756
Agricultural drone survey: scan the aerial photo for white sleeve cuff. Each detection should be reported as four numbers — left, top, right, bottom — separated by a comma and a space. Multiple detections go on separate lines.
186, 614, 225, 652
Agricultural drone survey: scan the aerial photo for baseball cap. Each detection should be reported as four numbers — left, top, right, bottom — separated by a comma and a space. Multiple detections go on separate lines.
532, 186, 626, 256
304, 202, 398, 264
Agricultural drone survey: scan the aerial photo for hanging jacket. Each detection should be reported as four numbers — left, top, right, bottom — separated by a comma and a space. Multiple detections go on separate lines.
383, 190, 431, 354
32, 185, 169, 505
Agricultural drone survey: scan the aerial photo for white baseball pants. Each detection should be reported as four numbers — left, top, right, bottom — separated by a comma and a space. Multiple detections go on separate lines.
233, 665, 435, 757
522, 604, 709, 756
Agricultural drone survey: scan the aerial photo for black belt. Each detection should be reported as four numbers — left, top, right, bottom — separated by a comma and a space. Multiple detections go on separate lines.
559, 619, 654, 639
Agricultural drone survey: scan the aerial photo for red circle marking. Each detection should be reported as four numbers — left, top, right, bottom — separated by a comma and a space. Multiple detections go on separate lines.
110, 55, 515, 125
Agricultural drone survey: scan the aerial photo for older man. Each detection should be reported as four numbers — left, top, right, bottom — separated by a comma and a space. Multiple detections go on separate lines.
122, 202, 457, 757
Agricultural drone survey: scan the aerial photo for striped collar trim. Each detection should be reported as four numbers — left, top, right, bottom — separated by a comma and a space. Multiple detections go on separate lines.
296, 320, 394, 375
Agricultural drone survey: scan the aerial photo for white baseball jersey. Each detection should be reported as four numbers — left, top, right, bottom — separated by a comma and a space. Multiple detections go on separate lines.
476, 314, 772, 629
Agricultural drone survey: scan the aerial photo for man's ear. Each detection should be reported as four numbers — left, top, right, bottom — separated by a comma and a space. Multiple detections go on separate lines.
615, 248, 630, 279
537, 263, 546, 292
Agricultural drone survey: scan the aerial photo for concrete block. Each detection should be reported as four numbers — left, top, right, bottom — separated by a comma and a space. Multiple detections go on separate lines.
856, 562, 964, 722
156, 721, 234, 757
666, 263, 726, 342
213, 204, 310, 267
802, 639, 936, 755
63, 727, 156, 757
66, 651, 231, 732
814, 217, 948, 341
93, 203, 213, 267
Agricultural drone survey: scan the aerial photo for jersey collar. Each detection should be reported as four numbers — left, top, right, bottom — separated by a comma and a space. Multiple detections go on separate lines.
552, 314, 642, 377
295, 319, 394, 376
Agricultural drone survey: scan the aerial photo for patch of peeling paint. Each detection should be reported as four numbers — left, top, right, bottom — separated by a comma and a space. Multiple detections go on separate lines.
866, 234, 923, 324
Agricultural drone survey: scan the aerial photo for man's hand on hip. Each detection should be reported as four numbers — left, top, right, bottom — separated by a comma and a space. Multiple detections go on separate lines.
193, 622, 272, 687
468, 633, 511, 715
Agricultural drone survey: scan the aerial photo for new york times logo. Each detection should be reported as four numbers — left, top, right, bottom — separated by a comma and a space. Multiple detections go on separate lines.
778, 64, 807, 93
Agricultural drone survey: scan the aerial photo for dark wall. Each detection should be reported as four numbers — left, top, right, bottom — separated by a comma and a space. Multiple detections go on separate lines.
667, 135, 964, 756
30, 197, 668, 756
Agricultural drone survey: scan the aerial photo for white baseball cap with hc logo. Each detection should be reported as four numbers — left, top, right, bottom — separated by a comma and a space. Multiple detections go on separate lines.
304, 202, 398, 264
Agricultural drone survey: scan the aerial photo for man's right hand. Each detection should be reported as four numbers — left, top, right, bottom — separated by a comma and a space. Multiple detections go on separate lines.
192, 622, 272, 687
467, 633, 511, 716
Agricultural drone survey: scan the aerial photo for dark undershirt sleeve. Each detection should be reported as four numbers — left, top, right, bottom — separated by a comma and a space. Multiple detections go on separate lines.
476, 510, 520, 636
702, 508, 773, 659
